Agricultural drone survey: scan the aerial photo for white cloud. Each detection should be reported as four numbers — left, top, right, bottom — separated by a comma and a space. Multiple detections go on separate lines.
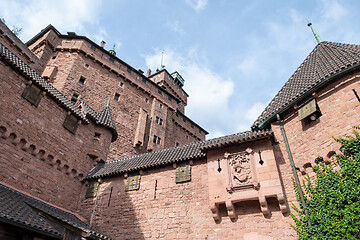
185, 0, 208, 11
0, 0, 102, 41
166, 20, 185, 35
320, 0, 347, 21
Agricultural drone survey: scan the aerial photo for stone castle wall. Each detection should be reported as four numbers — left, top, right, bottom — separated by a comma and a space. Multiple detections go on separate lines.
0, 59, 113, 212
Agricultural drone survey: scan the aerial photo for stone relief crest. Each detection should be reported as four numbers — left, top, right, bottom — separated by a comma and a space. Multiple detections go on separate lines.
225, 150, 258, 192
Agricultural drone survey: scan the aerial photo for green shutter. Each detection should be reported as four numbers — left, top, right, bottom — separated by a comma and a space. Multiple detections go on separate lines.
85, 181, 99, 198
63, 114, 79, 133
22, 84, 42, 106
176, 162, 191, 183
298, 99, 317, 120
125, 173, 141, 191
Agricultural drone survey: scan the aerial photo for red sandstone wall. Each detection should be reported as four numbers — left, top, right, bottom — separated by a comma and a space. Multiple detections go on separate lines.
28, 35, 206, 160
79, 144, 295, 240
270, 72, 360, 219
0, 60, 112, 212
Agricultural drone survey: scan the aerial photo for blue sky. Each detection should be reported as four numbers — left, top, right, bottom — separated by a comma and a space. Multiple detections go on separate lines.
1, 0, 360, 138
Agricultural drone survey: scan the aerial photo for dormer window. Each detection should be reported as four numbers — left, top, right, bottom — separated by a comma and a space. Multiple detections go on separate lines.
63, 114, 79, 134
22, 84, 42, 106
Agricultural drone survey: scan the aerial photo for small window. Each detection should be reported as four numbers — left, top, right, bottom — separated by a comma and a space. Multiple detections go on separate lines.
145, 98, 148, 103
71, 93, 79, 104
142, 78, 147, 83
168, 95, 172, 101
160, 103, 163, 109
63, 114, 79, 134
183, 117, 186, 123
158, 89, 162, 95
22, 84, 42, 106
94, 132, 101, 138
176, 142, 179, 147
85, 64, 89, 68
157, 137, 161, 145
110, 56, 114, 62
52, 55, 56, 60
85, 181, 99, 198
78, 76, 86, 85
191, 124, 194, 128
90, 44, 96, 51
155, 116, 159, 124
153, 135, 157, 144
120, 82, 123, 87
176, 162, 191, 183
114, 93, 120, 101
159, 118, 163, 125
125, 172, 141, 191
127, 66, 132, 73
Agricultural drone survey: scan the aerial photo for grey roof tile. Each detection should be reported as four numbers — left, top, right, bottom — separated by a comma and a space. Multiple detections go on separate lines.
86, 129, 273, 179
0, 184, 110, 239
253, 41, 360, 128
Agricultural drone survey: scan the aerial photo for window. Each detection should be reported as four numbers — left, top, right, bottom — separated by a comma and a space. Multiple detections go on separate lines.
63, 114, 79, 134
78, 76, 86, 85
109, 56, 114, 62
52, 55, 56, 60
159, 118, 163, 125
85, 181, 99, 198
85, 64, 89, 68
160, 103, 163, 109
145, 98, 148, 103
22, 84, 42, 106
71, 93, 79, 104
94, 132, 101, 138
168, 95, 172, 101
127, 66, 132, 73
120, 82, 123, 87
142, 78, 147, 83
158, 89, 162, 95
176, 142, 179, 147
114, 93, 120, 101
125, 172, 141, 191
155, 116, 159, 124
153, 135, 161, 145
176, 162, 191, 183
90, 44, 96, 51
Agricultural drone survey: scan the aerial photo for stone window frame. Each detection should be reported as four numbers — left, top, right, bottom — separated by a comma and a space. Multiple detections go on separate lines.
114, 93, 120, 101
22, 83, 43, 107
78, 76, 86, 85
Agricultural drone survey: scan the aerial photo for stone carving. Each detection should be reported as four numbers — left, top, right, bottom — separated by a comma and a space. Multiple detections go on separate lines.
225, 150, 258, 192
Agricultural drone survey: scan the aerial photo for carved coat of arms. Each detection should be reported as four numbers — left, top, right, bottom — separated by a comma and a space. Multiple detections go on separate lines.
225, 150, 258, 192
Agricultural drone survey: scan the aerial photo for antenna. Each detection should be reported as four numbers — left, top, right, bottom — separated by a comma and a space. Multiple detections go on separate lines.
307, 20, 322, 44
160, 50, 165, 69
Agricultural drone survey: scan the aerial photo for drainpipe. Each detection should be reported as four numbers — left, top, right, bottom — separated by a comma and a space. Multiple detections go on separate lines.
276, 114, 311, 227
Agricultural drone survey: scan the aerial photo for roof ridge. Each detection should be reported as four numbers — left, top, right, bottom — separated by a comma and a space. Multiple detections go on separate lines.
253, 40, 360, 129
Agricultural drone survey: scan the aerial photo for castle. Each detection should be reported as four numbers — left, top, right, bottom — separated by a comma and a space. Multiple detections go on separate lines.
0, 20, 359, 240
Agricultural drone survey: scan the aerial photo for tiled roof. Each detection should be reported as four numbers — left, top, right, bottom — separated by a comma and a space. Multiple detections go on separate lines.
0, 42, 118, 141
0, 184, 110, 239
96, 104, 118, 141
253, 41, 360, 128
81, 102, 118, 142
87, 129, 273, 179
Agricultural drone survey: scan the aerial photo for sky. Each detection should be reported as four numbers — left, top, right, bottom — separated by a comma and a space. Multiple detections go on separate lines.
1, 0, 360, 139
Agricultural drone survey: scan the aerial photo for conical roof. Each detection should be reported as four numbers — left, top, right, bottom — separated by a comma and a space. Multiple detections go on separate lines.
253, 41, 360, 128
96, 102, 117, 141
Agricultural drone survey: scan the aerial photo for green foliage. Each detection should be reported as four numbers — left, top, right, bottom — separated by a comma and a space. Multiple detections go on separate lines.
291, 128, 360, 239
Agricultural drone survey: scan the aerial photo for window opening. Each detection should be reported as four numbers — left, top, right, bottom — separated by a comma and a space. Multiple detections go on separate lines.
22, 84, 42, 106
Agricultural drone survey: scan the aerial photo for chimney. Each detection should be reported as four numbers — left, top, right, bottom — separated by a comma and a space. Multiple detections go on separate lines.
146, 69, 151, 77
100, 40, 106, 48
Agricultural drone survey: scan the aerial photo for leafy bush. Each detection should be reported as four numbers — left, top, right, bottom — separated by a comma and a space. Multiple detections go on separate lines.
291, 128, 360, 239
